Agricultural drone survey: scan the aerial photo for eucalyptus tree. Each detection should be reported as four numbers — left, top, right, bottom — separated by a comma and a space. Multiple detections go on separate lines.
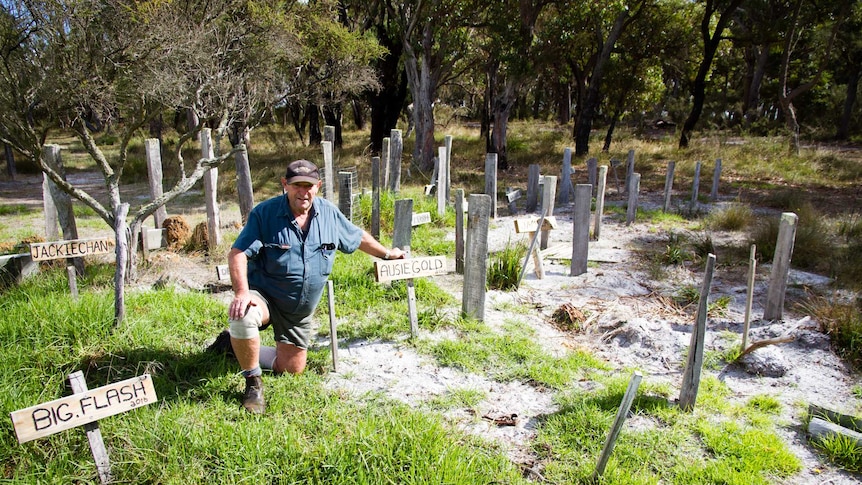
834, 1, 862, 140
0, 0, 332, 324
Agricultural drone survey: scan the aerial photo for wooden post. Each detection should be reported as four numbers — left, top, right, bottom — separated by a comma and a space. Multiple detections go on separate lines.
371, 157, 381, 240
663, 161, 676, 212
587, 157, 598, 196
764, 213, 798, 321
338, 171, 353, 219
327, 280, 338, 373
463, 194, 491, 321
322, 141, 335, 201
526, 164, 540, 213
484, 153, 498, 219
43, 145, 84, 276
437, 146, 448, 217
68, 371, 112, 484
625, 150, 635, 195
710, 158, 722, 201
594, 166, 608, 241
742, 244, 757, 352
67, 266, 78, 300
593, 372, 643, 480
679, 253, 716, 411
559, 148, 574, 204
455, 189, 465, 274
114, 203, 129, 326
444, 134, 453, 202
388, 129, 402, 192
540, 175, 557, 250
382, 137, 391, 190
42, 172, 60, 241
571, 185, 591, 276
200, 129, 221, 250
144, 139, 168, 228
233, 144, 254, 225
392, 200, 416, 337
690, 161, 702, 210
626, 173, 640, 226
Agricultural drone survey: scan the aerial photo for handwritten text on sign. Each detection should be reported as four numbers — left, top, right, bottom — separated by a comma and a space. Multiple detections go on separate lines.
30, 237, 114, 261
10, 374, 157, 444
374, 256, 447, 283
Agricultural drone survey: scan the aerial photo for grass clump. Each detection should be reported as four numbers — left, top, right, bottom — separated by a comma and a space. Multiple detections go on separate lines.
704, 202, 754, 231
487, 240, 526, 291
798, 295, 862, 370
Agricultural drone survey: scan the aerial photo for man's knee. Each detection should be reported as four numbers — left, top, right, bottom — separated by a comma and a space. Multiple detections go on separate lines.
229, 305, 263, 339
273, 345, 307, 374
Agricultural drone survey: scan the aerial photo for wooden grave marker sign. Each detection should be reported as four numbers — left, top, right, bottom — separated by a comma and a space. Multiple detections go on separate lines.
514, 216, 557, 279
374, 256, 447, 283
30, 237, 114, 262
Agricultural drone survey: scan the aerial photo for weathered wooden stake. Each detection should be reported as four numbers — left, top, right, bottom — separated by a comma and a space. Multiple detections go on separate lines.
327, 280, 338, 372
371, 157, 381, 240
455, 189, 465, 274
593, 372, 643, 480
679, 253, 716, 411
594, 166, 608, 241
67, 266, 78, 299
742, 244, 757, 352
388, 129, 403, 192
559, 148, 574, 204
663, 161, 676, 212
444, 134, 453, 202
463, 194, 491, 320
322, 140, 335, 200
43, 145, 84, 275
690, 161, 702, 210
233, 144, 254, 224
571, 184, 592, 276
484, 153, 498, 219
200, 129, 221, 250
68, 371, 112, 484
710, 158, 722, 201
437, 146, 448, 217
393, 200, 416, 336
382, 137, 391, 190
143, 139, 168, 228
587, 157, 598, 196
764, 213, 798, 321
626, 173, 640, 226
540, 175, 557, 250
42, 172, 60, 241
526, 164, 540, 213
625, 150, 635, 194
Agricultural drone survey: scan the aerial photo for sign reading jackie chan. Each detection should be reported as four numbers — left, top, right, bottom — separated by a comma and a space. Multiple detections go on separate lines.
10, 374, 157, 444
30, 237, 115, 261
374, 256, 447, 283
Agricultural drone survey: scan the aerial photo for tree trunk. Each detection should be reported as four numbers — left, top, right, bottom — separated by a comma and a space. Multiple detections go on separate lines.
4, 143, 16, 180
367, 30, 407, 155
743, 45, 770, 123
351, 99, 365, 131
114, 203, 129, 326
490, 81, 516, 171
837, 64, 859, 140
679, 0, 744, 148
574, 10, 629, 156
323, 104, 344, 148
308, 102, 322, 146
404, 22, 438, 173
603, 112, 620, 152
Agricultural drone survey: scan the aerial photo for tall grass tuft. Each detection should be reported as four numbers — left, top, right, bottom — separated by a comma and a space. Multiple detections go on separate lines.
487, 241, 526, 290
750, 201, 833, 271
798, 295, 862, 370
705, 202, 753, 231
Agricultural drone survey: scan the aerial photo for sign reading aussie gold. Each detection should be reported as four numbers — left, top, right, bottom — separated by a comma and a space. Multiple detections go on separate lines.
30, 237, 114, 261
10, 374, 157, 444
374, 256, 447, 283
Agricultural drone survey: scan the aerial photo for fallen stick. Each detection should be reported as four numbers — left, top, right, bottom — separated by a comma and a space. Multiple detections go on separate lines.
737, 316, 811, 358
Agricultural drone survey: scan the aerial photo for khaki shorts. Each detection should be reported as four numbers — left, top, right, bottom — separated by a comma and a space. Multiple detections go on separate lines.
249, 289, 314, 349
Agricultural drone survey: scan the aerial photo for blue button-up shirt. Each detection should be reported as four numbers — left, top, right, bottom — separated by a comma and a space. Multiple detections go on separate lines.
232, 195, 363, 315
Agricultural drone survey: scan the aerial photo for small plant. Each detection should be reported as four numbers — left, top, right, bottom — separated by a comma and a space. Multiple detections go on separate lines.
487, 241, 526, 291
673, 285, 701, 308
691, 232, 716, 260
798, 295, 862, 370
811, 433, 862, 473
663, 232, 689, 265
705, 202, 753, 231
708, 295, 732, 318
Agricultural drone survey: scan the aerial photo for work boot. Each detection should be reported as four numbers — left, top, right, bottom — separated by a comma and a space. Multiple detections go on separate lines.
205, 330, 234, 358
241, 375, 265, 414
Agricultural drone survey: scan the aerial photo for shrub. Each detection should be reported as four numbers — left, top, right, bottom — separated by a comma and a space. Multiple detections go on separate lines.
487, 241, 526, 291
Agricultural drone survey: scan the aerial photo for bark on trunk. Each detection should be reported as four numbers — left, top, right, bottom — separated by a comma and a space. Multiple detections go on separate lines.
837, 66, 859, 140
323, 104, 344, 148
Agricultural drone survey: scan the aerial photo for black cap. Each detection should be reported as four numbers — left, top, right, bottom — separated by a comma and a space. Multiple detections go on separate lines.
284, 159, 320, 184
